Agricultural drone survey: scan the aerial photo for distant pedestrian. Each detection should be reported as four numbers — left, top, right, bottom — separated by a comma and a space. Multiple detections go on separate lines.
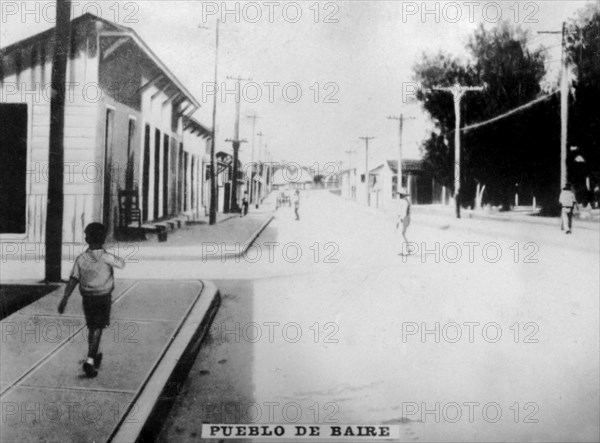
559, 183, 579, 234
396, 188, 412, 254
58, 222, 125, 377
293, 190, 300, 221
594, 185, 600, 209
241, 191, 249, 217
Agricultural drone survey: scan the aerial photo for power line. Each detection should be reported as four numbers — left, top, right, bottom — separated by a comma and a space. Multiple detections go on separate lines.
462, 91, 559, 133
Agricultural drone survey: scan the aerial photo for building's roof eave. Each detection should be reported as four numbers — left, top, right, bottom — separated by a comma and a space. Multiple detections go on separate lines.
183, 115, 212, 139
0, 13, 200, 109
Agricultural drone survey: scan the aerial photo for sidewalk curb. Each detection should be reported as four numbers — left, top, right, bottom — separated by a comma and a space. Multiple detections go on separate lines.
335, 194, 599, 231
110, 280, 221, 443
238, 215, 275, 256
460, 209, 599, 231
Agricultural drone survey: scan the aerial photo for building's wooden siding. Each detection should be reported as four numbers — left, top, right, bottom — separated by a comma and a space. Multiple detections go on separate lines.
1, 37, 100, 246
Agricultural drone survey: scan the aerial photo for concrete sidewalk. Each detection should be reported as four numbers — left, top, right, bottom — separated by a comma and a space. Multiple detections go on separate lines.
1, 212, 275, 281
133, 214, 274, 261
0, 279, 220, 443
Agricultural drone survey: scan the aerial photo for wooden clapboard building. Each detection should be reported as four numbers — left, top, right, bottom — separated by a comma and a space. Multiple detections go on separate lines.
0, 13, 211, 246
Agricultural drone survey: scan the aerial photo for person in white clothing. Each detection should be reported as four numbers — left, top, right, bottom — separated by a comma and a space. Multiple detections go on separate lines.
293, 190, 300, 221
396, 187, 412, 253
559, 183, 578, 234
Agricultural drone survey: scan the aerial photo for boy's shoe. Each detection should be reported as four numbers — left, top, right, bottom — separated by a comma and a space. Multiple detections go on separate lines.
83, 362, 98, 378
94, 353, 103, 369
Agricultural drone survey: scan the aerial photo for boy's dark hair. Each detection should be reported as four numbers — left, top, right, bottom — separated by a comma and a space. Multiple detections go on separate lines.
84, 222, 107, 244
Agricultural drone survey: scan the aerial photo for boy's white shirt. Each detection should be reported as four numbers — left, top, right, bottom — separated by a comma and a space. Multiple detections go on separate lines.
70, 249, 125, 296
559, 190, 577, 207
397, 198, 410, 219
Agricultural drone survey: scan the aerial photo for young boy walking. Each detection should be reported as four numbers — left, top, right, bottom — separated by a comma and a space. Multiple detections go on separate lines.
396, 188, 412, 254
58, 222, 125, 377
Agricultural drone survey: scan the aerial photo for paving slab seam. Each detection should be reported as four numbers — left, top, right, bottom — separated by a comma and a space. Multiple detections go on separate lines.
0, 281, 139, 399
107, 280, 207, 442
18, 383, 137, 395
9, 312, 177, 325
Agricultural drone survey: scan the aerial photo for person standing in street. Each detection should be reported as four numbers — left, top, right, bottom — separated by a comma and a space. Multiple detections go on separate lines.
293, 190, 300, 221
559, 183, 579, 234
241, 191, 249, 217
396, 188, 412, 254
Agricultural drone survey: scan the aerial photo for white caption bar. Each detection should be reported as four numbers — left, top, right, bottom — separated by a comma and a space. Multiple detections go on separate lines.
202, 424, 401, 439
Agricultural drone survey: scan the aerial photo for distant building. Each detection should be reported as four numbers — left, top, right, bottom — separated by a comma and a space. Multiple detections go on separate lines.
213, 151, 245, 213
355, 159, 444, 208
182, 115, 212, 217
339, 168, 357, 199
0, 14, 212, 245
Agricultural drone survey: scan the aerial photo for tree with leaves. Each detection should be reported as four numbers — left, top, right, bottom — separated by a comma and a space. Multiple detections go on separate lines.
415, 22, 559, 210
567, 5, 600, 205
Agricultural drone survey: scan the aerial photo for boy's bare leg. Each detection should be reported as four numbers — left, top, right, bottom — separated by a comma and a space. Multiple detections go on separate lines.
401, 225, 411, 254
83, 327, 101, 377
88, 328, 103, 360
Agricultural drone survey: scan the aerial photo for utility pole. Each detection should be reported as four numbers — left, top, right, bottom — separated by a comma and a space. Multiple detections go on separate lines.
539, 23, 570, 189
359, 136, 375, 206
207, 20, 220, 225
247, 113, 260, 205
560, 22, 569, 189
45, 0, 71, 282
387, 114, 416, 197
432, 84, 484, 218
225, 75, 250, 213
256, 131, 264, 208
264, 144, 270, 195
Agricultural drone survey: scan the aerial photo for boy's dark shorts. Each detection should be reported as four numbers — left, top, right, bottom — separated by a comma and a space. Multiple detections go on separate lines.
82, 293, 112, 329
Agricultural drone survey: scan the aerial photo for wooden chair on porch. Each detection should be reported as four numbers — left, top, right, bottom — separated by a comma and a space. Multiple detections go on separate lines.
118, 188, 141, 232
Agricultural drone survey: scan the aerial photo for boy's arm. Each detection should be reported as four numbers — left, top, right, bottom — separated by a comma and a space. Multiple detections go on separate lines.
58, 278, 78, 313
104, 250, 126, 269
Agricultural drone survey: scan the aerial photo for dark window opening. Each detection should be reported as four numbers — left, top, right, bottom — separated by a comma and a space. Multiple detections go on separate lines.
163, 134, 169, 217
0, 104, 28, 234
184, 151, 189, 212
153, 129, 161, 220
178, 142, 184, 213
126, 118, 136, 191
169, 136, 177, 215
142, 124, 150, 221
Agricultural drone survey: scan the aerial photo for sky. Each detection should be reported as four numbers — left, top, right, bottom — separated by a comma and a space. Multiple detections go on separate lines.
1, 0, 593, 170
